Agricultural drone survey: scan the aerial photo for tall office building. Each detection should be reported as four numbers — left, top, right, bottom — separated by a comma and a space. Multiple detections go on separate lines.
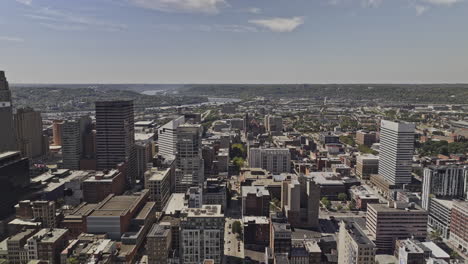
0, 71, 17, 152
175, 124, 204, 193
14, 108, 45, 159
422, 165, 468, 210
52, 120, 65, 146
378, 120, 415, 185
249, 148, 291, 174
0, 151, 30, 219
96, 100, 135, 184
158, 116, 185, 160
62, 116, 92, 170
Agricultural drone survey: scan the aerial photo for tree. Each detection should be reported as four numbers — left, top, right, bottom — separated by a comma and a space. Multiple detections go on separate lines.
230, 144, 246, 159
429, 229, 442, 242
348, 200, 356, 210
232, 221, 242, 236
67, 257, 79, 264
321, 197, 331, 209
232, 157, 244, 171
336, 205, 343, 211
338, 193, 348, 201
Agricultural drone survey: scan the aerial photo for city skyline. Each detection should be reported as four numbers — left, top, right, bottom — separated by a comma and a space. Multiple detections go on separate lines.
1, 0, 467, 83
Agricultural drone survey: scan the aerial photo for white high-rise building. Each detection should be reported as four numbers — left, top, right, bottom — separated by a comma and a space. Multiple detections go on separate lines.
248, 148, 290, 174
378, 120, 415, 185
422, 166, 468, 210
158, 116, 185, 160
175, 124, 204, 193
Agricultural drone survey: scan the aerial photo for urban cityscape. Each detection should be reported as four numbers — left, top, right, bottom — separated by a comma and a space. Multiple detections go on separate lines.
0, 70, 467, 264
1, 0, 468, 263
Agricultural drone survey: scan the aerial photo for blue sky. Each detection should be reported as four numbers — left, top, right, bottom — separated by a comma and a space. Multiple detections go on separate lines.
0, 0, 467, 83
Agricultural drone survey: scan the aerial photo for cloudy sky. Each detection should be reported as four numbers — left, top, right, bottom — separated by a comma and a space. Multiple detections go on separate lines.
0, 0, 467, 83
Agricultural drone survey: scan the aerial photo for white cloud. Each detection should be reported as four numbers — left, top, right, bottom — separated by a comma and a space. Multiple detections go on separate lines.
0, 36, 24, 42
421, 0, 463, 5
15, 0, 32, 5
25, 7, 127, 31
154, 23, 258, 33
361, 0, 383, 7
249, 17, 305, 32
247, 7, 261, 14
39, 23, 86, 31
414, 5, 429, 15
129, 0, 227, 14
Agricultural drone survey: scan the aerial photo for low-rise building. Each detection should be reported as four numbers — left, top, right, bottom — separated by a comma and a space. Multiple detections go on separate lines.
366, 202, 428, 254
25, 228, 68, 264
355, 155, 379, 180
241, 186, 271, 217
147, 223, 172, 264
180, 205, 224, 264
145, 167, 172, 211
60, 233, 117, 264
82, 168, 126, 204
338, 220, 376, 264
449, 200, 468, 258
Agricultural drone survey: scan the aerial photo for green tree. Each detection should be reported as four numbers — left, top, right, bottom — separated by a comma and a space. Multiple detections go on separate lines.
348, 200, 356, 210
232, 157, 245, 171
321, 197, 331, 209
336, 205, 343, 211
338, 193, 348, 201
232, 221, 242, 236
358, 144, 378, 155
230, 143, 246, 159
67, 257, 79, 264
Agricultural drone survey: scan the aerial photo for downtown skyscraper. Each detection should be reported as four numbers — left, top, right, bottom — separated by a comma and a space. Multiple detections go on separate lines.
96, 100, 135, 185
378, 120, 415, 185
0, 71, 17, 152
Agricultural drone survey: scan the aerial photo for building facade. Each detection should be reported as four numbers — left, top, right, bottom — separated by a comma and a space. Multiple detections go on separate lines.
338, 220, 376, 264
378, 120, 415, 185
422, 165, 467, 210
249, 148, 291, 174
0, 71, 17, 152
14, 108, 45, 159
180, 205, 224, 264
95, 100, 135, 184
175, 124, 204, 193
366, 202, 428, 254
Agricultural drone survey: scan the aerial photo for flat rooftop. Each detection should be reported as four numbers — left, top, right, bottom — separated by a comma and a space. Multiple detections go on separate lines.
163, 193, 185, 215
243, 216, 269, 224
90, 195, 141, 217
241, 186, 270, 197
31, 228, 68, 243
182, 205, 223, 218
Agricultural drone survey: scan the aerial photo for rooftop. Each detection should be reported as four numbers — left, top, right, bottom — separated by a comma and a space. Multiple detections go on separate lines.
147, 223, 171, 238
343, 220, 375, 246
163, 193, 185, 215
29, 228, 68, 243
241, 186, 270, 197
182, 205, 223, 218
243, 216, 269, 225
